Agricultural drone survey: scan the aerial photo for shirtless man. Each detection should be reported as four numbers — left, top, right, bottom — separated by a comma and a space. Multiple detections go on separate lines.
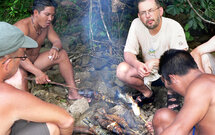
6, 0, 82, 100
0, 22, 73, 135
153, 49, 215, 135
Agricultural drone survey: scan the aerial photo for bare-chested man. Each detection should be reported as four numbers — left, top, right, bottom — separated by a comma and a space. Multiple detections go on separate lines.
153, 49, 215, 135
6, 0, 82, 100
0, 22, 74, 135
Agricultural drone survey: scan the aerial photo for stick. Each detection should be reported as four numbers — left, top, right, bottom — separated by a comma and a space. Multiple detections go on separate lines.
25, 77, 79, 90
98, 0, 113, 43
139, 114, 148, 124
89, 0, 94, 41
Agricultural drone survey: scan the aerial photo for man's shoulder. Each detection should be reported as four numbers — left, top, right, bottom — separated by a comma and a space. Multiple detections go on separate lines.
189, 74, 215, 91
131, 18, 143, 26
14, 17, 31, 28
162, 17, 182, 27
130, 18, 147, 31
0, 82, 17, 94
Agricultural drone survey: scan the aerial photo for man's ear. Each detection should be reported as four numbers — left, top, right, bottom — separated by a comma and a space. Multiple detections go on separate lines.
2, 59, 11, 71
33, 9, 39, 16
169, 74, 178, 84
159, 7, 164, 16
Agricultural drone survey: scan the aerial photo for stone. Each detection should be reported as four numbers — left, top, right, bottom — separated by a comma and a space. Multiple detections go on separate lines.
69, 98, 89, 119
114, 77, 124, 87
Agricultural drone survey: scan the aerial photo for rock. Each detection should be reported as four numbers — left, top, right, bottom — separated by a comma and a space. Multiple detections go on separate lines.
91, 58, 108, 70
96, 81, 108, 95
81, 55, 91, 66
49, 86, 67, 97
69, 98, 89, 119
114, 77, 125, 87
75, 71, 91, 81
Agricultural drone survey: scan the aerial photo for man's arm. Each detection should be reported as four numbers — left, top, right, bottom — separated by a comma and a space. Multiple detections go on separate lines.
124, 52, 151, 78
2, 83, 73, 135
47, 24, 62, 61
14, 20, 50, 84
160, 80, 211, 135
20, 59, 50, 84
191, 36, 215, 72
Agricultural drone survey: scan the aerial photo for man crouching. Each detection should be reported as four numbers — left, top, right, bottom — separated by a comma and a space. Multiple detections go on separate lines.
153, 49, 215, 135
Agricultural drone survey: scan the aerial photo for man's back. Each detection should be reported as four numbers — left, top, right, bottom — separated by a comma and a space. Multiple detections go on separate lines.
188, 74, 215, 134
0, 83, 16, 135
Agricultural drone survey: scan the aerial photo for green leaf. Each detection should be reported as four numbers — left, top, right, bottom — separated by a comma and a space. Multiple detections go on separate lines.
185, 31, 190, 38
198, 21, 205, 29
184, 23, 191, 31
166, 5, 178, 16
200, 0, 207, 8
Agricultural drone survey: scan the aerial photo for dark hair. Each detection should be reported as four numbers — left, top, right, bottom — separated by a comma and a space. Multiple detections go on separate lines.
159, 49, 198, 83
138, 0, 161, 8
32, 0, 58, 13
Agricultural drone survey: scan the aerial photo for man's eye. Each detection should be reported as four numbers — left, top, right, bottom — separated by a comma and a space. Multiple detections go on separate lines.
140, 11, 146, 15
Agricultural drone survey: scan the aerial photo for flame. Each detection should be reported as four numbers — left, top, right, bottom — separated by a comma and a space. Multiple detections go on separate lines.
107, 122, 117, 128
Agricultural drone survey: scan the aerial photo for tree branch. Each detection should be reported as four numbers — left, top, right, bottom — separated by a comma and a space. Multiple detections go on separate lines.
187, 0, 215, 25
98, 0, 113, 43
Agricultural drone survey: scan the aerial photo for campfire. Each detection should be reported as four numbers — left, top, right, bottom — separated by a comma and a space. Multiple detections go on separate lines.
78, 90, 153, 135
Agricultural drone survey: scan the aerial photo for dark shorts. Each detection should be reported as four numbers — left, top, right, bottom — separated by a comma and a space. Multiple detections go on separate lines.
10, 120, 49, 135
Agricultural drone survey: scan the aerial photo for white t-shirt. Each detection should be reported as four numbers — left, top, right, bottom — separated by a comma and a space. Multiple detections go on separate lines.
124, 17, 188, 62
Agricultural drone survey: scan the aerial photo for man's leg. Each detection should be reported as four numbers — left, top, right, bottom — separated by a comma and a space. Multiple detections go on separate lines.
201, 53, 215, 74
152, 108, 177, 134
46, 123, 60, 135
116, 62, 152, 97
33, 49, 82, 100
153, 108, 195, 135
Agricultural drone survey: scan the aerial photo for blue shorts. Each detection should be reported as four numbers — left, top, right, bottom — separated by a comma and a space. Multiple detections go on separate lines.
193, 126, 195, 135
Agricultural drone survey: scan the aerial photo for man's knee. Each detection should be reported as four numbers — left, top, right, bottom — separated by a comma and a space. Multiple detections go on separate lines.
153, 108, 176, 131
46, 123, 60, 135
59, 49, 69, 59
202, 53, 215, 74
116, 62, 130, 79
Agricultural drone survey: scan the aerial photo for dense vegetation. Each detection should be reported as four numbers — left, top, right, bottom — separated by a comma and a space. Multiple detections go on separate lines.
0, 0, 214, 44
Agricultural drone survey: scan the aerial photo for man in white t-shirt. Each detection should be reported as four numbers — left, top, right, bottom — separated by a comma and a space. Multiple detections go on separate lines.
116, 0, 188, 108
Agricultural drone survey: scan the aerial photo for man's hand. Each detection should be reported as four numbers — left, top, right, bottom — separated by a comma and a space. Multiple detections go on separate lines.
35, 72, 50, 84
190, 48, 204, 72
135, 62, 150, 78
49, 47, 60, 61
145, 59, 159, 72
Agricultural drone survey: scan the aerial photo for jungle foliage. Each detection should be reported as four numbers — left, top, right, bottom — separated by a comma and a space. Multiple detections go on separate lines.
0, 0, 214, 42
0, 0, 34, 24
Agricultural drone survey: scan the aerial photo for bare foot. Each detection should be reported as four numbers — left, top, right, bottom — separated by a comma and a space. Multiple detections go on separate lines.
68, 90, 92, 102
68, 90, 83, 100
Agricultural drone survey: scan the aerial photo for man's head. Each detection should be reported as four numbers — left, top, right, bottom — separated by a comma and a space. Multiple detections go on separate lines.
159, 49, 198, 86
32, 0, 57, 13
0, 22, 38, 79
138, 0, 163, 29
32, 0, 57, 28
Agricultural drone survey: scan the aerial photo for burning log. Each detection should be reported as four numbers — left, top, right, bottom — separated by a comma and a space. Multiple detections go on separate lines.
83, 117, 109, 135
97, 109, 129, 129
96, 118, 124, 135
95, 109, 138, 135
